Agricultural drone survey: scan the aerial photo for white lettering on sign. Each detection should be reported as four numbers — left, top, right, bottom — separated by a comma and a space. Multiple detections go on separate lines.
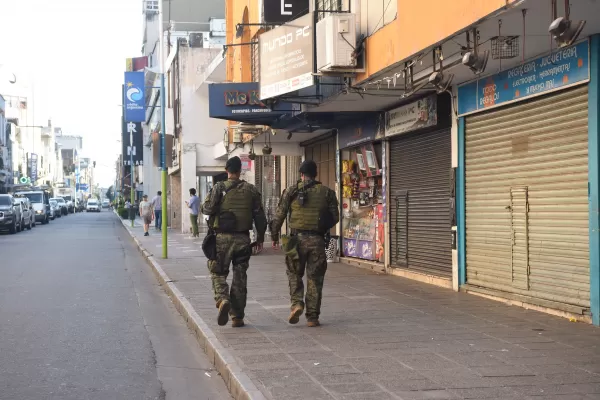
281, 0, 292, 15
127, 122, 137, 134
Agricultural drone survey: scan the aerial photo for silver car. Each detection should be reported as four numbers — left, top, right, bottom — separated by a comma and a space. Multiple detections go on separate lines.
14, 197, 35, 230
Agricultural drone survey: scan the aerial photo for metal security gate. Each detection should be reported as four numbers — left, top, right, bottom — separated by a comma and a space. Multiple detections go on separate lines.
465, 85, 589, 309
389, 129, 452, 277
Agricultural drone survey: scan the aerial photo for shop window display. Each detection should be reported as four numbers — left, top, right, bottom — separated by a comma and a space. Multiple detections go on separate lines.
341, 143, 384, 262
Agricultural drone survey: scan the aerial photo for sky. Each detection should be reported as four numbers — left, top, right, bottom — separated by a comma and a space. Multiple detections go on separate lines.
0, 0, 142, 187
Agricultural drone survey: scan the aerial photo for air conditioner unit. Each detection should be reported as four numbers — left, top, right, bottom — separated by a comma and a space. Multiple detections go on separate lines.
209, 18, 226, 37
231, 123, 263, 143
316, 13, 357, 72
189, 33, 204, 48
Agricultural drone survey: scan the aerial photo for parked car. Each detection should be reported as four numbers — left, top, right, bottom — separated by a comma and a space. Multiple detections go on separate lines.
49, 199, 60, 219
0, 194, 22, 234
14, 197, 35, 230
17, 190, 51, 225
102, 199, 110, 209
51, 197, 68, 216
86, 199, 101, 212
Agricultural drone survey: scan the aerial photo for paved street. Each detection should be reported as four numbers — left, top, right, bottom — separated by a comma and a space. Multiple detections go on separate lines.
125, 223, 600, 400
0, 211, 231, 400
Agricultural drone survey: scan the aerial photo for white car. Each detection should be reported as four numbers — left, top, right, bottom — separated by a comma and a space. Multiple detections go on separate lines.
86, 199, 100, 212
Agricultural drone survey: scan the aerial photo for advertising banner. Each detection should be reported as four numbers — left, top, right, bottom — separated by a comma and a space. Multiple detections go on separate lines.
259, 13, 314, 100
263, 0, 309, 24
124, 71, 146, 122
457, 40, 590, 115
30, 153, 38, 183
385, 94, 438, 137
122, 121, 144, 166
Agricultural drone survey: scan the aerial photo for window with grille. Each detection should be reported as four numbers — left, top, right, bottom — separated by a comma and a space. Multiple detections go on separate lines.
251, 42, 260, 82
317, 0, 343, 21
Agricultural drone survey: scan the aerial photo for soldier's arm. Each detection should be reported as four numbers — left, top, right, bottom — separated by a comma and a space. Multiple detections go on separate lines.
251, 186, 268, 243
270, 188, 292, 242
200, 183, 222, 216
327, 189, 340, 226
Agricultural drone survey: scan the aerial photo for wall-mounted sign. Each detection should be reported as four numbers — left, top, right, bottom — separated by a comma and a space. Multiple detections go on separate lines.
457, 40, 590, 115
124, 71, 146, 122
385, 95, 438, 137
259, 13, 314, 100
30, 153, 38, 183
263, 0, 309, 24
208, 82, 295, 122
338, 115, 384, 149
122, 121, 144, 166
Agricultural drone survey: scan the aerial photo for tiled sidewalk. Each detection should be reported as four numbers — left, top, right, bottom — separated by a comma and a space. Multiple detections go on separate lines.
125, 223, 600, 400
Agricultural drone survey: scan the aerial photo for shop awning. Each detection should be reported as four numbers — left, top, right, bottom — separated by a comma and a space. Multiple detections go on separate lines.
208, 82, 298, 127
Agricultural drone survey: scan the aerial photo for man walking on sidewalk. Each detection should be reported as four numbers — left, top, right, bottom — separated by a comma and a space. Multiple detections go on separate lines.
186, 188, 200, 238
270, 160, 339, 327
151, 191, 162, 231
201, 156, 267, 328
139, 194, 154, 237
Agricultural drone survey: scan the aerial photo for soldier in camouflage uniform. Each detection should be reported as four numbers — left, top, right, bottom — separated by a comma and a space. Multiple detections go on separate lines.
201, 156, 267, 327
271, 160, 339, 327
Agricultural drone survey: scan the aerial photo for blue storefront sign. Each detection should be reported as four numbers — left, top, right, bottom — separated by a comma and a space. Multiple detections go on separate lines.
124, 71, 146, 122
208, 82, 296, 125
458, 40, 590, 115
337, 115, 384, 149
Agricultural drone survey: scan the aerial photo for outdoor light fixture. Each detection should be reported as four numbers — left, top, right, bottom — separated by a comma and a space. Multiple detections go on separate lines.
235, 23, 276, 39
549, 17, 586, 48
222, 41, 259, 58
462, 50, 489, 75
429, 71, 453, 93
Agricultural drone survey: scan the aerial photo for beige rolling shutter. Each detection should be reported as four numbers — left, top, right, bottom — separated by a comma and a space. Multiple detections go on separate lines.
465, 86, 589, 308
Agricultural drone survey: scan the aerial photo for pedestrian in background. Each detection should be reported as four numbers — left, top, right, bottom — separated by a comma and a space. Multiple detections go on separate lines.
151, 190, 162, 231
270, 160, 339, 327
201, 156, 267, 327
186, 188, 200, 238
139, 194, 153, 237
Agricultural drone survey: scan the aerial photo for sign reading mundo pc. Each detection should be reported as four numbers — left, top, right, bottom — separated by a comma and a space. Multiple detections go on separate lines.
259, 13, 314, 100
124, 71, 145, 122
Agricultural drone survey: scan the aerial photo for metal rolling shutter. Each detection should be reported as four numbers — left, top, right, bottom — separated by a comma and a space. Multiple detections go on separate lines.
465, 86, 589, 308
389, 129, 452, 277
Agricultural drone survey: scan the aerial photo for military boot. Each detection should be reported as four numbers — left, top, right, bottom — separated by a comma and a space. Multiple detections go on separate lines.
217, 299, 231, 326
288, 305, 304, 324
307, 319, 320, 327
231, 318, 245, 328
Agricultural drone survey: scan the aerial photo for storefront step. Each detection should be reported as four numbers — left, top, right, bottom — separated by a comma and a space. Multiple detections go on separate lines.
339, 257, 385, 274
461, 284, 592, 324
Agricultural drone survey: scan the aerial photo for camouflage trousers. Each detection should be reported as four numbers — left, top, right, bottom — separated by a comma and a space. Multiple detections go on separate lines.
207, 233, 252, 319
285, 234, 327, 321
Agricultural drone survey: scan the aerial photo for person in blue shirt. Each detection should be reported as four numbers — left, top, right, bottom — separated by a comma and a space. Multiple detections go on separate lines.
186, 188, 200, 238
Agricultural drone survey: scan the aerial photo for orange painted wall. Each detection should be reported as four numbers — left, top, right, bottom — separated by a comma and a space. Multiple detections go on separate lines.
357, 0, 518, 82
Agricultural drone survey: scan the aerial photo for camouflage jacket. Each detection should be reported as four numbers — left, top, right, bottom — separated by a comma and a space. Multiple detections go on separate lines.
270, 179, 339, 242
201, 179, 268, 243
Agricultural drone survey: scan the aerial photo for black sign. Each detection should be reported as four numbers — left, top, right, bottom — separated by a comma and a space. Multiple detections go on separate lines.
263, 0, 309, 24
337, 115, 384, 149
121, 120, 144, 166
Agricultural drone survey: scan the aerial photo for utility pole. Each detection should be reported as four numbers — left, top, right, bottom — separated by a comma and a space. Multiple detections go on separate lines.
159, 0, 168, 259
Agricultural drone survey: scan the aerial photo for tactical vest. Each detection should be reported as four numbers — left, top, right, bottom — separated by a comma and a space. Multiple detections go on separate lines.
213, 180, 254, 232
289, 182, 329, 232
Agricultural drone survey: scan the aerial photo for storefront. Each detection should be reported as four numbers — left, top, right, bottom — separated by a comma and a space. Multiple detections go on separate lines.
386, 94, 453, 278
338, 116, 386, 262
457, 39, 592, 313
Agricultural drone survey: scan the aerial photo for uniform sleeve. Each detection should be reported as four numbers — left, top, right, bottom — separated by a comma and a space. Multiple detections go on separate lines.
251, 186, 268, 243
270, 187, 292, 242
328, 189, 340, 227
201, 183, 222, 216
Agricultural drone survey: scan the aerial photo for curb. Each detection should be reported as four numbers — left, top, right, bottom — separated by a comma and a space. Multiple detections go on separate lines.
118, 218, 267, 400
